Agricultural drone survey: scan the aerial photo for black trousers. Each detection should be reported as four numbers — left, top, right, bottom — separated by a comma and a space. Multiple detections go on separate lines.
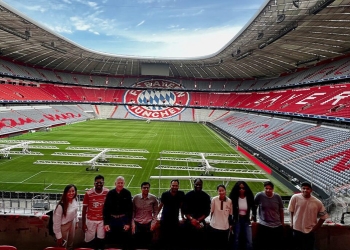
134, 221, 153, 249
292, 229, 315, 250
182, 220, 208, 250
256, 224, 284, 250
106, 216, 132, 249
158, 220, 180, 250
209, 226, 230, 250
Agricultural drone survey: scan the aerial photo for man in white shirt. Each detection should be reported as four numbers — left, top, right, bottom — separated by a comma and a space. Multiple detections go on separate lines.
288, 181, 328, 250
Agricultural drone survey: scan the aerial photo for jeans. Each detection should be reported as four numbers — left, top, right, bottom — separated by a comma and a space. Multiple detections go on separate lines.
233, 216, 253, 250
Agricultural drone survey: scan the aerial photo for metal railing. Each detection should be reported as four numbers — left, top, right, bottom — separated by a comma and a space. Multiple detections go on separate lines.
0, 191, 84, 215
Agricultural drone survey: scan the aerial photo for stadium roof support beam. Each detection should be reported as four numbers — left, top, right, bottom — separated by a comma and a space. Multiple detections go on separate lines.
0, 24, 30, 40
259, 22, 298, 49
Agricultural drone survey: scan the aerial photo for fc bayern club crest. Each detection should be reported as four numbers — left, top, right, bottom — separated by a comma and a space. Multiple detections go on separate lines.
123, 79, 190, 119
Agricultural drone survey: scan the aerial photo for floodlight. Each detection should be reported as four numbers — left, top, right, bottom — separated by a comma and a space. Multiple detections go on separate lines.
292, 0, 300, 8
257, 32, 264, 40
309, 0, 335, 15
236, 51, 253, 61
277, 14, 285, 23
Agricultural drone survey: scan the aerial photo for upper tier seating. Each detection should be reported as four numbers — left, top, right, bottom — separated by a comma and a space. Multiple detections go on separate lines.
0, 82, 349, 120
2, 54, 350, 90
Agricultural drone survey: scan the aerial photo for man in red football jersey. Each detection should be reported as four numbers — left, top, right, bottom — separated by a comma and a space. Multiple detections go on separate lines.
82, 175, 109, 250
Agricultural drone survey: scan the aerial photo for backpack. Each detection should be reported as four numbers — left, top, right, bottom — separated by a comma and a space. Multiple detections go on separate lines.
47, 203, 62, 237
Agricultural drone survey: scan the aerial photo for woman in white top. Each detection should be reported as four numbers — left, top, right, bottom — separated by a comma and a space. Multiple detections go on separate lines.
209, 184, 233, 250
53, 184, 79, 250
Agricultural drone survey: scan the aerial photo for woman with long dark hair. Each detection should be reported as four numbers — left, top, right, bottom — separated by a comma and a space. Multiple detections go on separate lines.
53, 184, 79, 250
229, 181, 256, 250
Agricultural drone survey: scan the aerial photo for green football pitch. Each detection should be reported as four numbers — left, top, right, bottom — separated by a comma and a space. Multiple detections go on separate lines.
0, 119, 293, 197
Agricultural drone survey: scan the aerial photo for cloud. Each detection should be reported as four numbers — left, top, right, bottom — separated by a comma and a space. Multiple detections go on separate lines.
74, 0, 100, 10
137, 0, 169, 3
104, 25, 241, 57
157, 27, 239, 57
87, 1, 99, 9
15, 1, 72, 13
136, 20, 145, 27
49, 25, 73, 34
192, 9, 204, 16
3, 0, 265, 57
70, 16, 91, 31
168, 25, 179, 29
23, 5, 47, 13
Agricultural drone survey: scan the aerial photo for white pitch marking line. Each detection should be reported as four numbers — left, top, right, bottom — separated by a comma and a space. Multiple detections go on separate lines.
21, 171, 43, 183
44, 184, 52, 190
127, 175, 135, 188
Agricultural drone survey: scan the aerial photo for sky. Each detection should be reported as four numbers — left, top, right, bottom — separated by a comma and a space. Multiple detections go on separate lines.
2, 0, 266, 58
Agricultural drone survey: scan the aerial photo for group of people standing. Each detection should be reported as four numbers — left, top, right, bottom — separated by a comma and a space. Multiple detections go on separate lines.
52, 176, 328, 250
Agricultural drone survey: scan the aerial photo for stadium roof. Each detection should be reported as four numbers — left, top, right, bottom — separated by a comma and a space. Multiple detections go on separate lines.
0, 0, 349, 80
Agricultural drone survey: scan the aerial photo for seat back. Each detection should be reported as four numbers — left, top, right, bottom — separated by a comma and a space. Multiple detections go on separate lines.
0, 246, 17, 250
43, 247, 66, 250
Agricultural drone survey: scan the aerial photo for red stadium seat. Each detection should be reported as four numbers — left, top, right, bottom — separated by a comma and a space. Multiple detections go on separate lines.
0, 246, 17, 250
43, 247, 66, 250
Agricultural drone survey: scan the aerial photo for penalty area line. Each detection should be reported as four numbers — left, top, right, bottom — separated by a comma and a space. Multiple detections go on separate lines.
44, 184, 52, 190
21, 171, 43, 183
127, 175, 135, 188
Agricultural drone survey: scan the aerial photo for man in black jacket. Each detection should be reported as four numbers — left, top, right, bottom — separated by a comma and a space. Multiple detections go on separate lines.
183, 178, 211, 250
103, 176, 132, 249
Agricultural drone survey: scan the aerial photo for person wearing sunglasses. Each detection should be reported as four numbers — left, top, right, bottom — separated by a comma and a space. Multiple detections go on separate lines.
82, 175, 109, 250
229, 181, 256, 250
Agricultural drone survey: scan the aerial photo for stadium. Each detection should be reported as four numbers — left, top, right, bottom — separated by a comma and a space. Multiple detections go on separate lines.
0, 0, 349, 249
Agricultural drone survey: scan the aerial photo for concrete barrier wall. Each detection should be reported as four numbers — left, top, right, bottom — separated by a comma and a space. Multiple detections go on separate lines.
0, 214, 349, 250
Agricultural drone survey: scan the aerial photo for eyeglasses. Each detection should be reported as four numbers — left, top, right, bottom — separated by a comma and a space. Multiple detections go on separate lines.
142, 186, 150, 189
95, 181, 104, 185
